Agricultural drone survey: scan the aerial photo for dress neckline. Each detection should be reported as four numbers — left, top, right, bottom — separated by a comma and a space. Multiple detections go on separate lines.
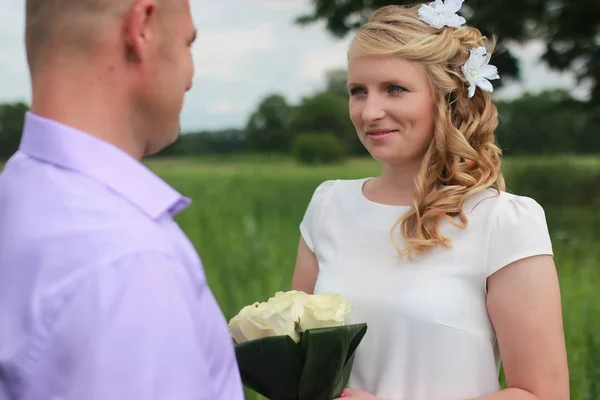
356, 177, 413, 210
341, 178, 412, 230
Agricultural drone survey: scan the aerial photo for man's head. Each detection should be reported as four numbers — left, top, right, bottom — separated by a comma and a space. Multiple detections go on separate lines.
25, 0, 197, 157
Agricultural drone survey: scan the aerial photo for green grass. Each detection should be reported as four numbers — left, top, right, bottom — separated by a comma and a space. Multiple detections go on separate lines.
3, 154, 599, 398
144, 155, 599, 400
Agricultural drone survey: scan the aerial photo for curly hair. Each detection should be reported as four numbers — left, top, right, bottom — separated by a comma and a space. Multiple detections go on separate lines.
348, 4, 506, 259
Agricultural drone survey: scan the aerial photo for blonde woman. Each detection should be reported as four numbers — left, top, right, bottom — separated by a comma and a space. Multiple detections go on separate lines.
291, 2, 569, 400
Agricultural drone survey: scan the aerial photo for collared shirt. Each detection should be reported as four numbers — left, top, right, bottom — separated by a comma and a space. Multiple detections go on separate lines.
0, 112, 244, 400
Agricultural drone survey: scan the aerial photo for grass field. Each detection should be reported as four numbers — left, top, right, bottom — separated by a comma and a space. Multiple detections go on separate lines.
144, 155, 600, 400
1, 154, 598, 398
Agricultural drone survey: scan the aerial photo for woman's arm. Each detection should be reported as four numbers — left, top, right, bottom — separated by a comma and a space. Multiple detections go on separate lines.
336, 254, 570, 400
291, 236, 319, 294
475, 254, 570, 400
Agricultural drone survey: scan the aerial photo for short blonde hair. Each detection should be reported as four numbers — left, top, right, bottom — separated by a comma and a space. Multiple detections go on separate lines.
349, 4, 505, 259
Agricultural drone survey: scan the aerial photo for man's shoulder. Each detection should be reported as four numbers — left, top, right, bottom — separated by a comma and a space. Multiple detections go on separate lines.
2, 153, 127, 213
0, 155, 170, 266
3, 153, 155, 221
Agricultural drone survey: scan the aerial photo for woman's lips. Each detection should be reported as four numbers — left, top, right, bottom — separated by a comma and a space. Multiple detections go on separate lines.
366, 129, 398, 141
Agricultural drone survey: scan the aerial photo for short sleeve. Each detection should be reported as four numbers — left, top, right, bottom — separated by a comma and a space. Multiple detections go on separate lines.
486, 194, 553, 277
299, 180, 336, 252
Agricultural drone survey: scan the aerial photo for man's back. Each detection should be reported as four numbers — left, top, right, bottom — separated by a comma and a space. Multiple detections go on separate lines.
0, 113, 244, 399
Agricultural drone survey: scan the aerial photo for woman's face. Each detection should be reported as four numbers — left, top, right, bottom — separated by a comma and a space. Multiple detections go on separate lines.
348, 54, 436, 167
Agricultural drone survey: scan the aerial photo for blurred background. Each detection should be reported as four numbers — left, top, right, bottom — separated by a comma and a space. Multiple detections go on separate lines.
1, 1, 599, 399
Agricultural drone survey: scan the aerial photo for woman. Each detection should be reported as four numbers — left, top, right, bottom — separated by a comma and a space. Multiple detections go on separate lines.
291, 2, 569, 400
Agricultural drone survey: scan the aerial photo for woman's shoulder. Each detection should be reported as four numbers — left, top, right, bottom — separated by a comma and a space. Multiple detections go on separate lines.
468, 186, 545, 211
465, 189, 553, 276
465, 187, 549, 235
300, 178, 369, 251
307, 178, 369, 200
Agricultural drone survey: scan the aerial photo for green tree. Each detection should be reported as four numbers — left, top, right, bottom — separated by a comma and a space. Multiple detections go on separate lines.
0, 102, 29, 160
290, 91, 357, 153
495, 90, 599, 155
246, 94, 293, 153
296, 0, 600, 105
325, 68, 349, 98
155, 129, 248, 157
292, 132, 345, 165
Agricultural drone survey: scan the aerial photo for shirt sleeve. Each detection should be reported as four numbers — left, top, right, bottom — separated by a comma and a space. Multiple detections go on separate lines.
40, 251, 222, 400
299, 180, 336, 252
486, 194, 554, 277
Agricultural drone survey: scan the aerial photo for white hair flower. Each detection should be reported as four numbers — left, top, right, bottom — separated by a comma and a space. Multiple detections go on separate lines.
418, 0, 467, 29
461, 46, 500, 98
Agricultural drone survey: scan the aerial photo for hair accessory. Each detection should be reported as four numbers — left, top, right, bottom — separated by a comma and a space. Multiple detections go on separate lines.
461, 46, 500, 98
417, 0, 466, 29
418, 1, 501, 97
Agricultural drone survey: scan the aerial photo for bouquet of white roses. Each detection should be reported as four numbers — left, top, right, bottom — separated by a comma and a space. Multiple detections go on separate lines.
228, 290, 367, 400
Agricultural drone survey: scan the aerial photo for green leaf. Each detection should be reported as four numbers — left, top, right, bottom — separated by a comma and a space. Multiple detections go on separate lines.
234, 335, 305, 400
233, 323, 367, 400
331, 325, 367, 397
298, 323, 368, 400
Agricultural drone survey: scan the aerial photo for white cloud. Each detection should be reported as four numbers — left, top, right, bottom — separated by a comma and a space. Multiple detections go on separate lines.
208, 100, 249, 115
192, 23, 276, 82
260, 0, 308, 12
495, 40, 590, 101
300, 36, 352, 82
0, 1, 29, 103
506, 40, 546, 60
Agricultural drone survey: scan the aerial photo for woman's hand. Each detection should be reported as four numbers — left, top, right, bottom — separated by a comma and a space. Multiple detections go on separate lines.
334, 388, 384, 399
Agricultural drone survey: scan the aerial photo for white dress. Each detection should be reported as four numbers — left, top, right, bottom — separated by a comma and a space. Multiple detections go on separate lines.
299, 178, 553, 400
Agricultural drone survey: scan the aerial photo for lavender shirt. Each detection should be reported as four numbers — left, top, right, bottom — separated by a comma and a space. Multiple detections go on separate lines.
0, 113, 244, 400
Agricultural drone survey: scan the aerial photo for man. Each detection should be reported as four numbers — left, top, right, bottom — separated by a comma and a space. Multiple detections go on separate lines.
0, 0, 244, 399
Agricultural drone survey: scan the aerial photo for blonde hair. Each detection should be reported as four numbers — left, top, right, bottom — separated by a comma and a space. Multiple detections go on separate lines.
349, 4, 506, 259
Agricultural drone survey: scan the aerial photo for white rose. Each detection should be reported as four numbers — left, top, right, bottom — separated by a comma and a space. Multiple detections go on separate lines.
268, 290, 309, 322
298, 292, 352, 332
228, 297, 301, 344
228, 303, 263, 343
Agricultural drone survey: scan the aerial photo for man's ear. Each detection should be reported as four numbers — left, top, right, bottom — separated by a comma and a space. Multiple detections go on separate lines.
123, 0, 157, 62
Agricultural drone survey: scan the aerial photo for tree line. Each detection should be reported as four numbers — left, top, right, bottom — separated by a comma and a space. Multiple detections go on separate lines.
3, 0, 600, 162
1, 71, 599, 162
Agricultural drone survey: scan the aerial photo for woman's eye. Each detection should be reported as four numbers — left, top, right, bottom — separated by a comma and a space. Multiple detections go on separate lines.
388, 85, 406, 93
350, 87, 366, 96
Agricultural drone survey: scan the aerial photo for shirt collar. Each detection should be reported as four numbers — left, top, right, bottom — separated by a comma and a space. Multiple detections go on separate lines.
18, 112, 191, 219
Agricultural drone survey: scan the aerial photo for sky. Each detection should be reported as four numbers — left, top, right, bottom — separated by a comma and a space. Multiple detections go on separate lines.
0, 0, 590, 133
